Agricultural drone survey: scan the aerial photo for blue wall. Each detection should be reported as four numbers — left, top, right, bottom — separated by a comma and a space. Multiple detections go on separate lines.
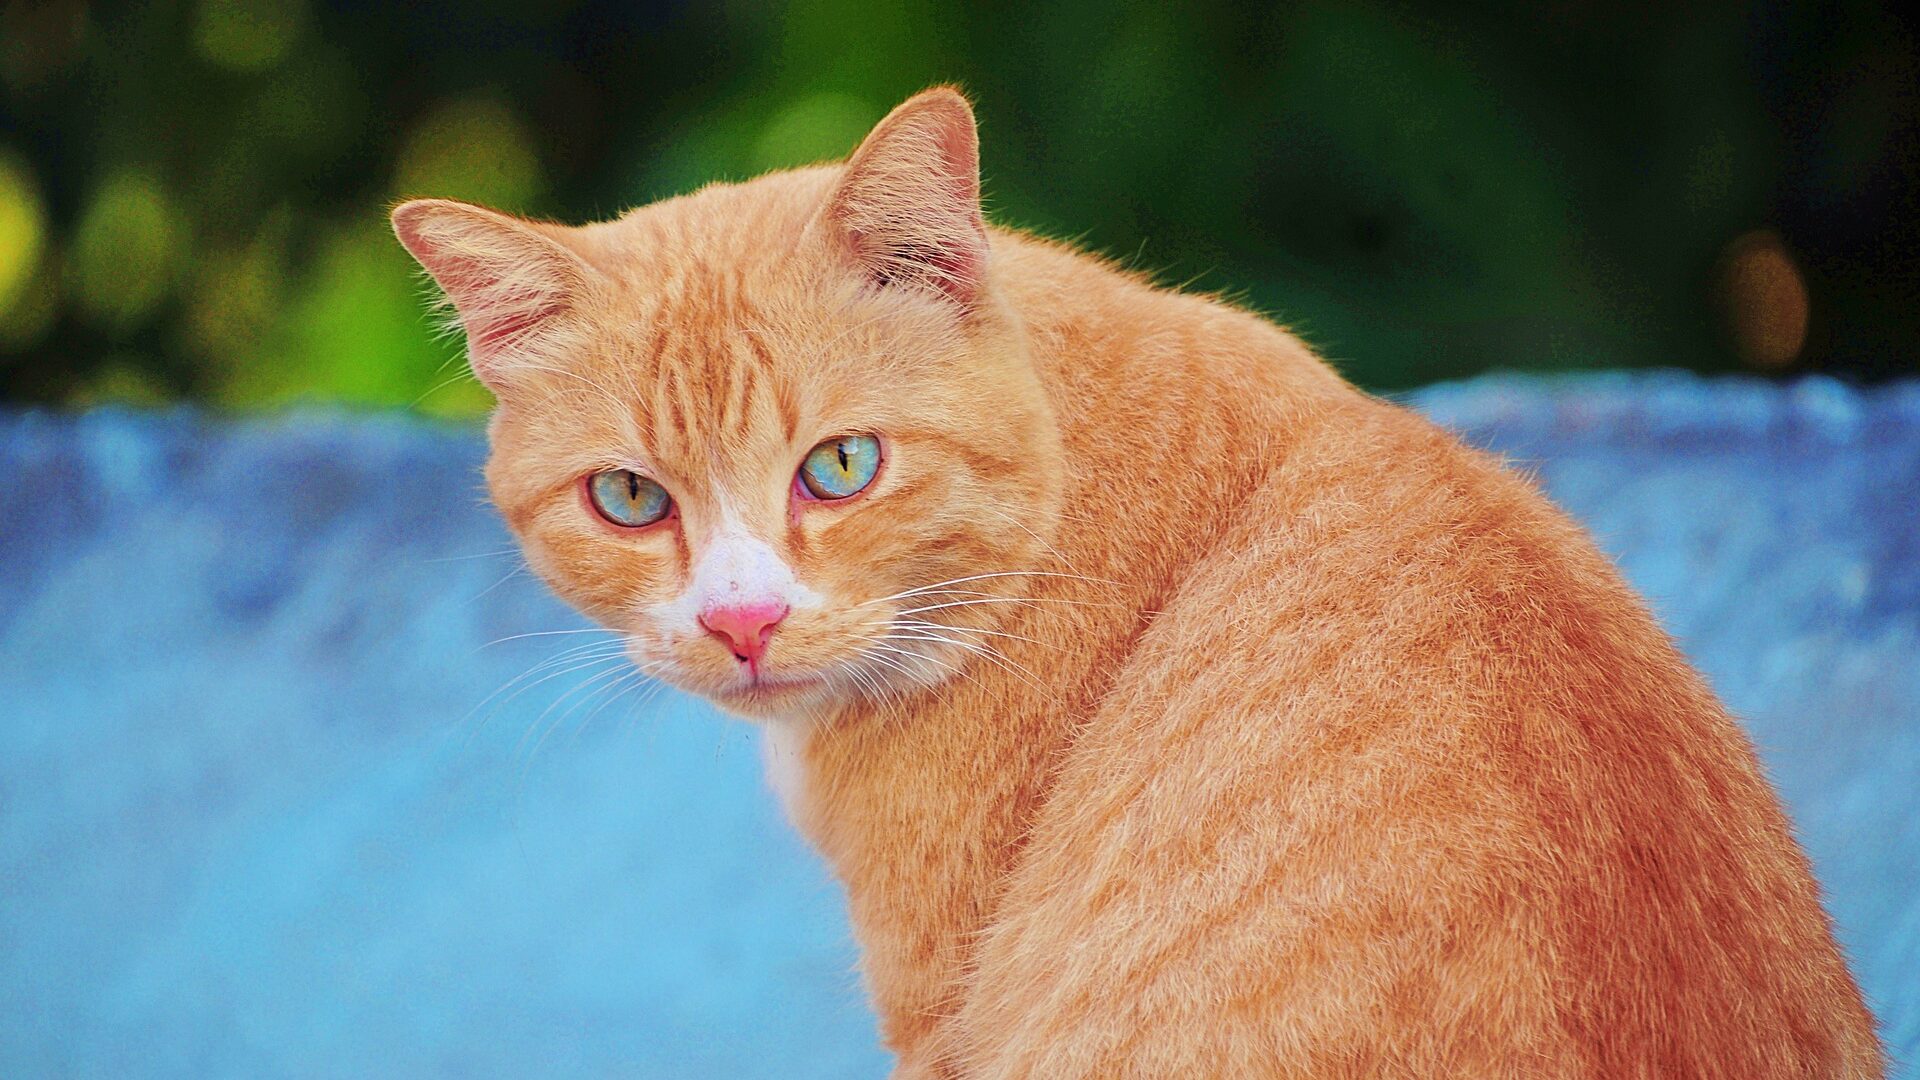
3, 373, 1915, 1077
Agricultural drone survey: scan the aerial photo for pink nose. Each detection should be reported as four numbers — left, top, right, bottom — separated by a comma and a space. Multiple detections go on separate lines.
699, 601, 789, 664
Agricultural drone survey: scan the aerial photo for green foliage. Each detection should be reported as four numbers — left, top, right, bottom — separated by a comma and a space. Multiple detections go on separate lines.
0, 0, 1913, 414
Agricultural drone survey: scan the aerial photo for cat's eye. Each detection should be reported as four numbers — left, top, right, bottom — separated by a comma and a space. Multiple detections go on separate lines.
587, 469, 673, 528
798, 435, 882, 500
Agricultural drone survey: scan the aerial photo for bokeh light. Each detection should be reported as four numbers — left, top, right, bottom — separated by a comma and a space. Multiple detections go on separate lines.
0, 153, 47, 318
393, 97, 544, 211
193, 0, 308, 73
68, 171, 187, 337
0, 257, 58, 352
1718, 230, 1811, 370
180, 218, 289, 386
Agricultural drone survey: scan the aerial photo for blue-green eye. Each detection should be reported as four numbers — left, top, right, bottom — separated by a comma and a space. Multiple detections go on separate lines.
799, 435, 882, 500
587, 469, 672, 528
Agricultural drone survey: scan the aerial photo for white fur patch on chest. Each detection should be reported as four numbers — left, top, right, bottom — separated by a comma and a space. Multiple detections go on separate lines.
760, 719, 813, 826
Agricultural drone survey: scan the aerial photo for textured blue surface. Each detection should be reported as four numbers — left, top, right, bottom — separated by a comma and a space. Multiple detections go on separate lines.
2, 372, 1916, 1077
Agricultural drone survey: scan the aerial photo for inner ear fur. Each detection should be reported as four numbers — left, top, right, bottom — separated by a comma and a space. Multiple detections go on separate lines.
825, 88, 989, 305
390, 198, 592, 391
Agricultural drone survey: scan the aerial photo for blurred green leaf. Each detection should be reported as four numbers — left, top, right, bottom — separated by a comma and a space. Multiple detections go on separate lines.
68, 171, 188, 337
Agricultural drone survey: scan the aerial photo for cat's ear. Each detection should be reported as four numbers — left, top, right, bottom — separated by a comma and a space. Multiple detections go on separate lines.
390, 199, 591, 393
825, 87, 988, 306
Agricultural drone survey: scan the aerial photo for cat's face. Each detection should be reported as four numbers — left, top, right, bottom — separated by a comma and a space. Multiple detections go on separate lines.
395, 91, 1063, 719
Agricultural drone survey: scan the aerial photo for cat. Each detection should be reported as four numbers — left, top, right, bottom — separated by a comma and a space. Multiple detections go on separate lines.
393, 88, 1882, 1078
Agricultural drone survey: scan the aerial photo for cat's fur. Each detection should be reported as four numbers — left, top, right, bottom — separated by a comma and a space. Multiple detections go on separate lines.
394, 89, 1882, 1077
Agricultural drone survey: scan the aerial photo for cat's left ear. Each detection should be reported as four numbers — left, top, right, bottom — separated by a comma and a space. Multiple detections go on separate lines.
824, 87, 988, 306
390, 198, 592, 394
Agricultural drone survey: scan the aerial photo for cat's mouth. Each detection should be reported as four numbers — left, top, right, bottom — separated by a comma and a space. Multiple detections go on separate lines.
715, 668, 831, 704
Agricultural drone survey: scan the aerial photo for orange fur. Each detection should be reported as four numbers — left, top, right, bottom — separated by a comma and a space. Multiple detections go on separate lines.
395, 89, 1882, 1077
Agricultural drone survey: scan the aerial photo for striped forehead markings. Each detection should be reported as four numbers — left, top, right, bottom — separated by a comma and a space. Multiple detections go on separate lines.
635, 323, 792, 472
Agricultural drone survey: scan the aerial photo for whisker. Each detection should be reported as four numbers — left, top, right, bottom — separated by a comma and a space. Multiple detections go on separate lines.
978, 504, 1082, 571
847, 653, 910, 711
894, 596, 1114, 617
420, 548, 525, 565
558, 667, 657, 755
861, 648, 930, 684
509, 361, 635, 418
461, 644, 637, 737
407, 368, 482, 410
518, 659, 650, 762
480, 627, 625, 650
884, 618, 1052, 649
462, 654, 630, 755
834, 657, 882, 704
882, 628, 1048, 693
868, 641, 963, 679
466, 562, 530, 605
467, 643, 630, 718
860, 569, 1121, 606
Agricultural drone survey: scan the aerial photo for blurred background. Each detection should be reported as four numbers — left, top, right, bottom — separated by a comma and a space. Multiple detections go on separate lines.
4, 4, 1919, 1075
2, 0, 1917, 413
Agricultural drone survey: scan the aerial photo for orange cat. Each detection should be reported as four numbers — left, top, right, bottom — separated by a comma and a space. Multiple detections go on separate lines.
393, 89, 1882, 1077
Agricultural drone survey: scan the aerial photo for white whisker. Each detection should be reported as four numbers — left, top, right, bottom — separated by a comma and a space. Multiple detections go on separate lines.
466, 562, 529, 605
518, 660, 645, 761
882, 628, 1048, 693
480, 627, 626, 650
894, 596, 1111, 617
464, 644, 631, 722
420, 548, 525, 565
859, 569, 1120, 606
884, 618, 1050, 648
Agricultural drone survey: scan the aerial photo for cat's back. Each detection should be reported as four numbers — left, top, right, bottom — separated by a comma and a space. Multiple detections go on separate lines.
952, 293, 1881, 1074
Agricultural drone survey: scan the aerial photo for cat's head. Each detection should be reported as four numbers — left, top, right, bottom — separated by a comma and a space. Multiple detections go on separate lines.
393, 89, 1064, 719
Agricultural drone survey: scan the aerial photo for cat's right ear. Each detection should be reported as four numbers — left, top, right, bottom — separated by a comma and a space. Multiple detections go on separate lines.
390, 199, 590, 394
824, 88, 989, 306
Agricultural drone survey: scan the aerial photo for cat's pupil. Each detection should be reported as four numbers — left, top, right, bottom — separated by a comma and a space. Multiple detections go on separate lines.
626, 472, 640, 501
837, 443, 850, 471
